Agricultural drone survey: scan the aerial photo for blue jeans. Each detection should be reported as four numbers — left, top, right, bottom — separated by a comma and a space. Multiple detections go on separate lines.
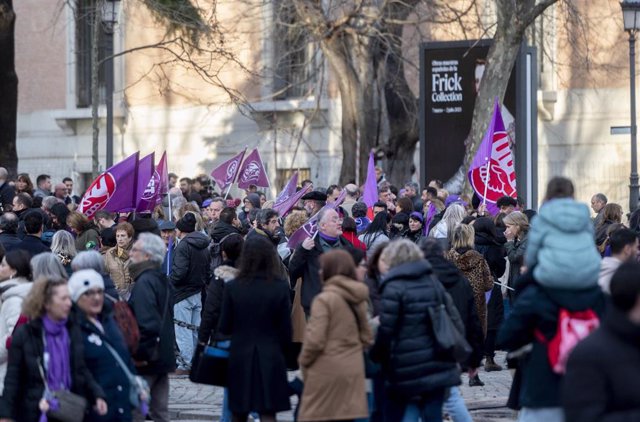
385, 389, 445, 422
174, 292, 202, 370
442, 387, 472, 422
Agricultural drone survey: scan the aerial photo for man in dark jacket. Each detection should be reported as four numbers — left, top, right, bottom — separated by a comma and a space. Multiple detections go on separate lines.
288, 208, 355, 316
170, 212, 211, 374
563, 262, 640, 422
128, 233, 175, 422
10, 210, 50, 257
210, 207, 243, 242
0, 213, 20, 250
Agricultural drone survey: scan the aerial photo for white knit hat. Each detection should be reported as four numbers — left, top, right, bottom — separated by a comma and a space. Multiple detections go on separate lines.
68, 269, 105, 303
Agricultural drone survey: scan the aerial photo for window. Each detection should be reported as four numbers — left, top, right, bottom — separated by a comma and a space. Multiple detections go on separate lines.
75, 0, 113, 108
276, 168, 311, 188
272, 1, 317, 99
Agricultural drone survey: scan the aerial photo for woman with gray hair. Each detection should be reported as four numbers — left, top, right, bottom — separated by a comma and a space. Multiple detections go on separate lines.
371, 239, 461, 421
429, 203, 467, 250
31, 252, 68, 280
50, 230, 77, 277
72, 251, 119, 299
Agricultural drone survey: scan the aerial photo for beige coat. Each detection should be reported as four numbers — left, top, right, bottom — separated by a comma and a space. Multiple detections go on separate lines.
298, 275, 373, 422
104, 246, 132, 299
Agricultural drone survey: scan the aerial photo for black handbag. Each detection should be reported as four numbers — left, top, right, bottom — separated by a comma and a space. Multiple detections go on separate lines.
427, 280, 472, 363
189, 342, 229, 386
38, 361, 88, 422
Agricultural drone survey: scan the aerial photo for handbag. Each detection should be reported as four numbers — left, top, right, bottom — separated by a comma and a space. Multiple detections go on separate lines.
103, 340, 150, 409
427, 279, 472, 363
37, 360, 88, 422
189, 342, 229, 387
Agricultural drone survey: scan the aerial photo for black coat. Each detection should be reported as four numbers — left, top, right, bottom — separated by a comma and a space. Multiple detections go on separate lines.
0, 182, 14, 213
198, 264, 237, 344
170, 232, 211, 303
563, 306, 640, 422
0, 317, 105, 422
289, 235, 354, 314
128, 266, 176, 376
0, 233, 20, 251
370, 259, 460, 397
9, 234, 50, 258
474, 235, 506, 331
497, 280, 605, 408
75, 308, 136, 422
211, 221, 242, 243
219, 276, 292, 414
427, 255, 484, 369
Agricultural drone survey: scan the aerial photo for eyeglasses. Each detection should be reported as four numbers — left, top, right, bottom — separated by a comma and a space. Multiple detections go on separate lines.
83, 289, 104, 298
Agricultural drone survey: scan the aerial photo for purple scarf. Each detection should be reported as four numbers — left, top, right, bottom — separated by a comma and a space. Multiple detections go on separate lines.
42, 315, 72, 391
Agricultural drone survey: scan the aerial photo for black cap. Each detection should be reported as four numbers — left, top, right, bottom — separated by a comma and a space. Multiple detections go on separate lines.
301, 191, 327, 202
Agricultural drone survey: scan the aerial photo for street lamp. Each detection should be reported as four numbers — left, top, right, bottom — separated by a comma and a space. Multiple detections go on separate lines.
621, 0, 640, 213
101, 0, 120, 168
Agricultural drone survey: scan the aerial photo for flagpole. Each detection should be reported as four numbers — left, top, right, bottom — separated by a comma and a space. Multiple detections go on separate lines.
224, 147, 248, 200
482, 158, 490, 206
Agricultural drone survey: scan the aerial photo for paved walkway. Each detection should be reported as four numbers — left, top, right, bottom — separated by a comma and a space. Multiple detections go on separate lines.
168, 352, 516, 422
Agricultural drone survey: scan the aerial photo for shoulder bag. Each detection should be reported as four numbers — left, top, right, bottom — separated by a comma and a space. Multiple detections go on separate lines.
38, 358, 88, 422
103, 340, 150, 410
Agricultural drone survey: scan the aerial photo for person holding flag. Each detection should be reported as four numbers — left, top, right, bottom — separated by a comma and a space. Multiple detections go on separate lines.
288, 200, 356, 317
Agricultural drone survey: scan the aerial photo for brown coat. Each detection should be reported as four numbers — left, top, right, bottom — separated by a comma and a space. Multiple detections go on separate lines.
298, 275, 373, 422
104, 246, 132, 299
445, 248, 493, 335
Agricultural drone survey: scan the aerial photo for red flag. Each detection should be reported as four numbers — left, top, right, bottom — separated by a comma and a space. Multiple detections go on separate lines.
137, 151, 168, 212
237, 148, 270, 189
211, 149, 246, 192
78, 152, 140, 218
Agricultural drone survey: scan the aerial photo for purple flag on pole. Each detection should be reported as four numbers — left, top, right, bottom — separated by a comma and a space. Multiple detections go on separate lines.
211, 149, 246, 192
286, 190, 348, 249
78, 152, 140, 218
273, 184, 311, 217
275, 172, 298, 204
237, 148, 270, 189
135, 153, 154, 209
468, 97, 517, 213
137, 151, 169, 212
362, 152, 377, 208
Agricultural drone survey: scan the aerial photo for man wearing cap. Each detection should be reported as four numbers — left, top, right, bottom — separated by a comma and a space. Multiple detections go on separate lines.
128, 233, 175, 422
302, 190, 327, 218
169, 212, 211, 375
159, 220, 176, 275
289, 208, 355, 317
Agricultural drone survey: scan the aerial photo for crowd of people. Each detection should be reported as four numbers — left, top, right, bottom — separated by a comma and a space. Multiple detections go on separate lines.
0, 166, 637, 422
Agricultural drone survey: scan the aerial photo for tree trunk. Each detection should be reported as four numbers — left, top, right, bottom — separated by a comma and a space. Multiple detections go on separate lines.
91, 2, 102, 178
0, 0, 18, 178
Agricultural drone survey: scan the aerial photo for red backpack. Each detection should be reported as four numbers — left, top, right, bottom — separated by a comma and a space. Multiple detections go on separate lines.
535, 308, 599, 374
107, 295, 140, 355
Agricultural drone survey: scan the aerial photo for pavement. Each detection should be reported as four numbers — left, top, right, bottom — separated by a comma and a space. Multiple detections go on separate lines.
168, 352, 516, 421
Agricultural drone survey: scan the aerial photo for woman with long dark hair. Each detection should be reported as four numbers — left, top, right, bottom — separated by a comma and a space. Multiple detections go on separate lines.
358, 212, 390, 255
14, 174, 33, 197
219, 236, 292, 422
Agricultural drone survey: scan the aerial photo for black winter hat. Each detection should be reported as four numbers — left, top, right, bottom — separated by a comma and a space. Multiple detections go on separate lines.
176, 212, 196, 233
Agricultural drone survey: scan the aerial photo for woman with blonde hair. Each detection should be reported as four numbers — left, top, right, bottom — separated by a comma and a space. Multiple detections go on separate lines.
503, 211, 529, 297
298, 250, 372, 422
50, 230, 77, 277
0, 277, 107, 422
67, 211, 101, 251
371, 240, 461, 421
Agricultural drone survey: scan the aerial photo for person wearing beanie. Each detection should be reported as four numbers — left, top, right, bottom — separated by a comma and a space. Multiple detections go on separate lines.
406, 212, 424, 244
69, 268, 138, 421
238, 193, 261, 230
170, 212, 211, 374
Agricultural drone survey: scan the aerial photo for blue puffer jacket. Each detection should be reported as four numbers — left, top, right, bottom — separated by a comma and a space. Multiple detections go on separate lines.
370, 259, 460, 397
525, 198, 601, 289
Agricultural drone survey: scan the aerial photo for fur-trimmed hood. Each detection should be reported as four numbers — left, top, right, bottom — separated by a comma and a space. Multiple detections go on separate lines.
214, 265, 239, 283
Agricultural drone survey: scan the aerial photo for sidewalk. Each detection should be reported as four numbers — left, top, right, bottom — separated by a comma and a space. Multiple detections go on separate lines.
168, 352, 515, 421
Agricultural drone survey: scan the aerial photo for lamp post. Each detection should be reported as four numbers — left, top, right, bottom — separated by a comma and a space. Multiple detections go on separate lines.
622, 0, 640, 213
101, 0, 120, 168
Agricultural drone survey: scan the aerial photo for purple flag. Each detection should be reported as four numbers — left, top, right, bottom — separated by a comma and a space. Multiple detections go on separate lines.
136, 153, 154, 209
273, 184, 311, 217
362, 152, 377, 208
211, 149, 246, 192
137, 151, 169, 212
468, 97, 517, 212
424, 203, 437, 235
275, 172, 298, 204
287, 190, 348, 249
78, 152, 140, 218
237, 148, 270, 189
